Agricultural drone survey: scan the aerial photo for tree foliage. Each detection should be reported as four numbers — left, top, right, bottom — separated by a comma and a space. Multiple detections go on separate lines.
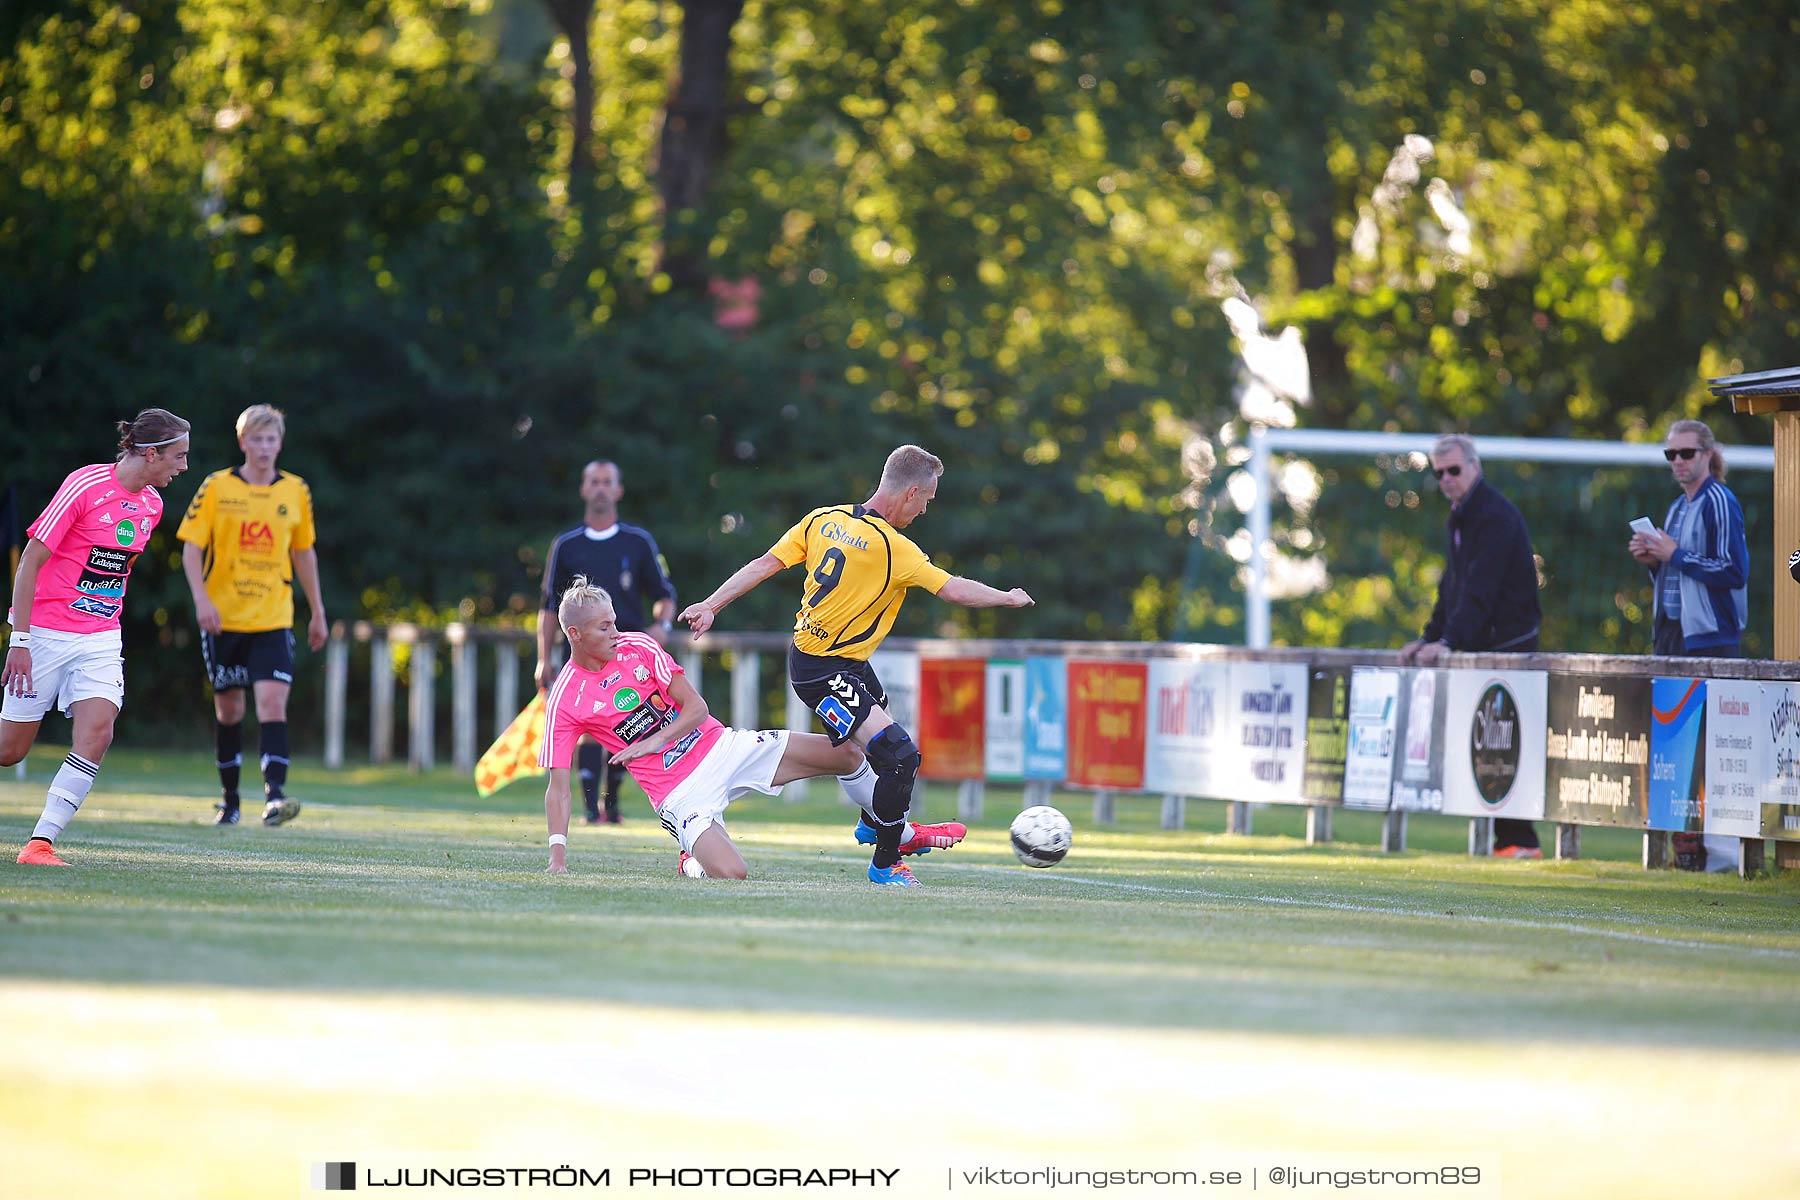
4, 0, 1798, 740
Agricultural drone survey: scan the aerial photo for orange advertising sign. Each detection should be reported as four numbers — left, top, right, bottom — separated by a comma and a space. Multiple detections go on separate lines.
1067, 661, 1147, 790
917, 658, 986, 780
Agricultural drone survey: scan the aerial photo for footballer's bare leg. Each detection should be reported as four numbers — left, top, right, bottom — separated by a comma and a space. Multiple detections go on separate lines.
771, 731, 864, 786
17, 699, 116, 865
688, 822, 748, 880
0, 717, 40, 767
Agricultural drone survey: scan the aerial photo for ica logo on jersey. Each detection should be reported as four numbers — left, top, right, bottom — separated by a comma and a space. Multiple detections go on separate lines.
238, 520, 276, 550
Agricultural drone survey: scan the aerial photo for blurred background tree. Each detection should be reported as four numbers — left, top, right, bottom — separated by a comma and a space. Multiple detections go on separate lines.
3, 0, 1797, 742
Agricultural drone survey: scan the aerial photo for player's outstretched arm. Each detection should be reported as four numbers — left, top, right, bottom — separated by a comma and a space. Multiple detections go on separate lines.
544, 768, 573, 873
679, 552, 786, 637
936, 576, 1035, 610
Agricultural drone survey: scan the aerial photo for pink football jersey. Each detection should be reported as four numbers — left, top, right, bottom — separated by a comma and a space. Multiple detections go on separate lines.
17, 464, 165, 634
539, 632, 725, 808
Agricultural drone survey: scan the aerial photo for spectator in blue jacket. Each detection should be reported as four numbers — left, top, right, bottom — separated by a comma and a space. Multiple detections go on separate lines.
1630, 418, 1749, 657
1630, 418, 1749, 874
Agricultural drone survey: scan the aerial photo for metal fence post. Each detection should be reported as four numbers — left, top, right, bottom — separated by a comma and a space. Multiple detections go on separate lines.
494, 639, 520, 741
958, 779, 985, 821
370, 630, 393, 764
1306, 805, 1333, 844
730, 650, 760, 730
1159, 794, 1185, 830
323, 630, 348, 769
449, 625, 476, 774
1468, 817, 1494, 857
1092, 790, 1115, 825
1382, 810, 1408, 853
409, 639, 435, 771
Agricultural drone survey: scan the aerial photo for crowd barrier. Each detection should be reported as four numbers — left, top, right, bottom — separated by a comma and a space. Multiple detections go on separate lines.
320, 625, 1800, 878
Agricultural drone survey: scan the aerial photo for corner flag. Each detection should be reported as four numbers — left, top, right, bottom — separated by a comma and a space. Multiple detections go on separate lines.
474, 691, 547, 797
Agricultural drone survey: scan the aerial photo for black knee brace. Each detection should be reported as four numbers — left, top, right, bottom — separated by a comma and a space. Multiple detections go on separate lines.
865, 725, 921, 825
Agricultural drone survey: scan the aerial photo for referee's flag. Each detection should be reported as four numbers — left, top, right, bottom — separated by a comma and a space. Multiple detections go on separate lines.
474, 691, 547, 797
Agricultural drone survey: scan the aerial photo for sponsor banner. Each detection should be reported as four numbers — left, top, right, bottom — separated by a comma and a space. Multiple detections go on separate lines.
1442, 669, 1547, 820
1302, 665, 1352, 806
1648, 678, 1707, 832
983, 659, 1026, 782
917, 658, 986, 781
1022, 656, 1068, 781
1343, 667, 1400, 810
1224, 660, 1308, 803
1704, 680, 1762, 837
1067, 661, 1147, 791
1764, 681, 1800, 842
866, 650, 919, 731
1389, 667, 1449, 813
1541, 674, 1651, 828
1142, 660, 1231, 798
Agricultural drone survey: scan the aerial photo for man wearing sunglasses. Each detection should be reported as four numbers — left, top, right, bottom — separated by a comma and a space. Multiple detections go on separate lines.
1400, 434, 1544, 856
1629, 420, 1748, 874
1628, 419, 1748, 659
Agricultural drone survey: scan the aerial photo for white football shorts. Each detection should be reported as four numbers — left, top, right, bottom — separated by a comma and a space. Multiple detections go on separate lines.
655, 728, 789, 854
1, 626, 126, 722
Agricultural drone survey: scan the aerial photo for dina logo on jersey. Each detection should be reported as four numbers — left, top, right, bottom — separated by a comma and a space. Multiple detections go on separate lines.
113, 518, 137, 547
614, 687, 642, 712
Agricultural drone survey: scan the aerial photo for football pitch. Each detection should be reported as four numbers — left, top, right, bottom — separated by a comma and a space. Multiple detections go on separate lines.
4, 748, 1800, 1200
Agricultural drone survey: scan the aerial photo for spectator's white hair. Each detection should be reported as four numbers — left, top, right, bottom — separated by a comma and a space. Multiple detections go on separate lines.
1431, 433, 1479, 467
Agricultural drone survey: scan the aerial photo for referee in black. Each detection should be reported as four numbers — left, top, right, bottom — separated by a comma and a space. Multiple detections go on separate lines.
536, 459, 677, 824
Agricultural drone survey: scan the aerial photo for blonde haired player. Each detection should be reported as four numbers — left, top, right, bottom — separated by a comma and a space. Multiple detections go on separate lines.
680, 445, 1034, 886
177, 404, 326, 827
4, 409, 190, 865
541, 577, 862, 878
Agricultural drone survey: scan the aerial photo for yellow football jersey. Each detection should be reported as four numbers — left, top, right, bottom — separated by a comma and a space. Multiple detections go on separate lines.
769, 504, 950, 659
176, 469, 317, 632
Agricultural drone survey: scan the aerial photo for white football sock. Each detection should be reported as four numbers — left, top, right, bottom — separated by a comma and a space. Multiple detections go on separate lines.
838, 763, 913, 840
32, 752, 99, 842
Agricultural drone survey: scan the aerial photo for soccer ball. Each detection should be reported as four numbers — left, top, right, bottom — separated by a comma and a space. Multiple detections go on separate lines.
1009, 805, 1072, 868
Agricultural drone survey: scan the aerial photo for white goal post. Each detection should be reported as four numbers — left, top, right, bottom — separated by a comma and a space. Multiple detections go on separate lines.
1244, 426, 1777, 648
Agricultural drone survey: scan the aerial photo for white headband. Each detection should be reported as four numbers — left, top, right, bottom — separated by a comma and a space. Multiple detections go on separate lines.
135, 433, 187, 448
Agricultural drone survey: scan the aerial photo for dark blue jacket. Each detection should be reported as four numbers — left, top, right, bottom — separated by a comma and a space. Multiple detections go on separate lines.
1421, 478, 1542, 651
541, 523, 674, 633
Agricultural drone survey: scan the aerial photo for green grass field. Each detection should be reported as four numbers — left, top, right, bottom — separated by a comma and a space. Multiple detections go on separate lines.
4, 746, 1800, 1199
